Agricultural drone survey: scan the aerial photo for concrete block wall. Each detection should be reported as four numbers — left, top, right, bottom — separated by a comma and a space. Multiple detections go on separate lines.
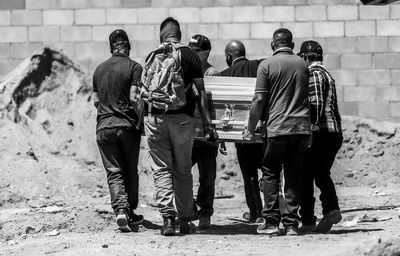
0, 0, 400, 121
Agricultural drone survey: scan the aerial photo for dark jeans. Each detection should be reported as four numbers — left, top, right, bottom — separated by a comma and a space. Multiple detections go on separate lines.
192, 141, 218, 217
235, 143, 264, 219
260, 135, 310, 228
96, 127, 141, 215
300, 132, 343, 226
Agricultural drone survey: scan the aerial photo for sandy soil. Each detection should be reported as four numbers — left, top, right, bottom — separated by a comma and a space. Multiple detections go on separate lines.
0, 47, 400, 256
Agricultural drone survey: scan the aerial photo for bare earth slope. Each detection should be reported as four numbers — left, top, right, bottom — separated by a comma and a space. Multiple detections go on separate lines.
0, 48, 399, 256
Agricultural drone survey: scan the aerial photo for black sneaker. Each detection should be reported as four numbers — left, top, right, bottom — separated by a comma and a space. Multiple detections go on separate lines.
116, 209, 131, 232
179, 221, 195, 235
314, 210, 342, 233
130, 213, 144, 225
161, 217, 175, 236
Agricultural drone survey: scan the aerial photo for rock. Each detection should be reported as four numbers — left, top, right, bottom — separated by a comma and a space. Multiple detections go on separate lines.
25, 226, 35, 234
102, 244, 109, 248
47, 229, 60, 236
7, 240, 17, 246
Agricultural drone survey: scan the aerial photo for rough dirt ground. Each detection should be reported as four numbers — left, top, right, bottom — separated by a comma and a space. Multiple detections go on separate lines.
1, 48, 400, 256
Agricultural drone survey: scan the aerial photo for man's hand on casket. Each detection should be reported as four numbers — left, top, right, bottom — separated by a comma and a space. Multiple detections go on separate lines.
205, 126, 219, 142
242, 128, 255, 141
219, 142, 227, 155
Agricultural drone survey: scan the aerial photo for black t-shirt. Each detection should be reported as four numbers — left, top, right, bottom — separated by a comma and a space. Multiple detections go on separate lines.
93, 53, 142, 132
220, 57, 261, 78
150, 46, 203, 117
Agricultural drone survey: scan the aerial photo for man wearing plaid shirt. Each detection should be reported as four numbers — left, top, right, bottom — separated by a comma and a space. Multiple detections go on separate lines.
297, 40, 343, 234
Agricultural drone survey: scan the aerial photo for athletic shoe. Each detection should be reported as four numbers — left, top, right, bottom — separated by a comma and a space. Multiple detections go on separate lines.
298, 224, 316, 234
179, 221, 196, 234
198, 216, 211, 229
314, 210, 342, 233
116, 209, 131, 232
161, 217, 176, 236
285, 226, 300, 236
130, 213, 144, 225
243, 212, 263, 224
256, 221, 281, 235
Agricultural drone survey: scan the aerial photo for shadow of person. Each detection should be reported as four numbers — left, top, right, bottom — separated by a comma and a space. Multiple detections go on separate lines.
328, 228, 384, 235
196, 223, 259, 235
141, 219, 162, 230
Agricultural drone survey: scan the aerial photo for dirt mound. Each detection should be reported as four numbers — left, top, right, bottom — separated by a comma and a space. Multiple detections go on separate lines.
347, 238, 400, 256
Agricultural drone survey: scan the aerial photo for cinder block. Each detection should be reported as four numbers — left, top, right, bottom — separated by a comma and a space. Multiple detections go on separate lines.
389, 102, 400, 117
29, 26, 59, 42
0, 60, 21, 76
122, 0, 151, 8
151, 0, 184, 7
264, 6, 295, 22
186, 24, 219, 40
0, 27, 27, 43
390, 4, 400, 19
10, 43, 42, 59
327, 5, 358, 20
330, 70, 358, 86
314, 22, 344, 38
296, 6, 326, 21
59, 0, 91, 9
182, 0, 215, 6
339, 102, 358, 116
359, 101, 389, 119
26, 0, 59, 9
219, 23, 250, 39
106, 9, 138, 25
232, 6, 263, 22
250, 23, 281, 39
90, 0, 122, 8
324, 54, 341, 70
391, 70, 400, 86
52, 42, 75, 57
282, 22, 313, 38
74, 42, 109, 60
344, 87, 375, 102
377, 20, 400, 36
201, 7, 232, 23
137, 8, 168, 24
389, 37, 400, 51
245, 0, 275, 5
0, 11, 10, 25
326, 37, 357, 53
341, 0, 360, 4
209, 40, 228, 56
0, 43, 9, 58
308, 0, 341, 4
358, 70, 390, 86
358, 37, 388, 53
374, 53, 400, 69
61, 26, 91, 42
0, 0, 25, 10
12, 10, 42, 26
345, 21, 375, 37
76, 9, 106, 25
359, 5, 389, 20
242, 39, 270, 55
215, 0, 246, 5
279, 0, 308, 5
133, 41, 157, 57
375, 86, 400, 101
168, 8, 200, 24
43, 10, 73, 25
92, 26, 121, 42
342, 54, 372, 69
124, 25, 157, 42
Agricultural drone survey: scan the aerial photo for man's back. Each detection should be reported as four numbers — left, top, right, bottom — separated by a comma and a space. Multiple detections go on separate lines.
93, 53, 142, 131
220, 58, 260, 78
256, 48, 310, 137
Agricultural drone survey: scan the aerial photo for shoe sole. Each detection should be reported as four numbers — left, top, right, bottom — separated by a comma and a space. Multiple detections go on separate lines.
256, 228, 281, 236
161, 229, 175, 236
117, 215, 131, 232
314, 213, 342, 233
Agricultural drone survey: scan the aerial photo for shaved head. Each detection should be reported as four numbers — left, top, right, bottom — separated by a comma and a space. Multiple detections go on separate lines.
225, 40, 246, 66
272, 28, 294, 51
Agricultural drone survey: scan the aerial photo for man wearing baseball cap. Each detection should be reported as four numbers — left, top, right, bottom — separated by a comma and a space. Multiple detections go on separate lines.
93, 29, 144, 232
298, 40, 343, 233
188, 34, 219, 229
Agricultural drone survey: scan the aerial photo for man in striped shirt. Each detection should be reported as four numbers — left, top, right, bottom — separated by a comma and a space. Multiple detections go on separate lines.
297, 40, 343, 234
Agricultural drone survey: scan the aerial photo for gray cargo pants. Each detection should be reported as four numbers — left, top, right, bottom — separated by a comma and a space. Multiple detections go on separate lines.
144, 113, 195, 219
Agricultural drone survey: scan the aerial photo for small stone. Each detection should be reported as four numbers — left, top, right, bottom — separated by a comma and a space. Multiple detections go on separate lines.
25, 226, 35, 234
48, 229, 60, 236
102, 244, 108, 248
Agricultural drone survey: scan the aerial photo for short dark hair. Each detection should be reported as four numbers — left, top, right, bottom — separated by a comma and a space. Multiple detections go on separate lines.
160, 17, 181, 41
272, 28, 293, 47
300, 52, 323, 62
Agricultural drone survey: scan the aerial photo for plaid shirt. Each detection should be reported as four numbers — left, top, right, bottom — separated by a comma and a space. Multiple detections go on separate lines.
308, 62, 342, 133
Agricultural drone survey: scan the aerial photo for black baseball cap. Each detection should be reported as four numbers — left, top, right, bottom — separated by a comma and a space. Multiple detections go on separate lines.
298, 40, 323, 56
109, 29, 129, 45
189, 34, 211, 51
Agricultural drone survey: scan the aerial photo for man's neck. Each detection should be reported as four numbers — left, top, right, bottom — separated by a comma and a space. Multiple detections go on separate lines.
232, 56, 246, 65
113, 49, 129, 56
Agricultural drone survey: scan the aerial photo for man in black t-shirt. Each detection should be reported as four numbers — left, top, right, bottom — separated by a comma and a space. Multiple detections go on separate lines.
220, 40, 264, 224
142, 17, 213, 236
93, 29, 144, 232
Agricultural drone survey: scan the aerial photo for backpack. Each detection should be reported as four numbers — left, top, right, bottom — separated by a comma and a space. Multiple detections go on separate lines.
140, 42, 189, 114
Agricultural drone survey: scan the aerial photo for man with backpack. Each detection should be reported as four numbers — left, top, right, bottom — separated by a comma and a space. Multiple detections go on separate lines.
188, 34, 219, 229
93, 29, 144, 232
138, 17, 213, 236
220, 40, 264, 224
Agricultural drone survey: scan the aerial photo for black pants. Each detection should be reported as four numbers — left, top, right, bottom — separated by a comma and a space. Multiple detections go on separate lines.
192, 141, 218, 217
235, 143, 264, 219
97, 127, 141, 215
260, 135, 310, 228
300, 132, 343, 226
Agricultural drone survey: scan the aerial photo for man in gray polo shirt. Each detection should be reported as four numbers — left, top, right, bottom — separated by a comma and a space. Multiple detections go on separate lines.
244, 28, 311, 236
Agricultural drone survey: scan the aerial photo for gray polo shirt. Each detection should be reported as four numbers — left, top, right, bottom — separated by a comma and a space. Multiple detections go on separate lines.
255, 47, 311, 137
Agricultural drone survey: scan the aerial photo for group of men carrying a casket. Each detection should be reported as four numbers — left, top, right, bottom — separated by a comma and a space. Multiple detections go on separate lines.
93, 17, 343, 236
